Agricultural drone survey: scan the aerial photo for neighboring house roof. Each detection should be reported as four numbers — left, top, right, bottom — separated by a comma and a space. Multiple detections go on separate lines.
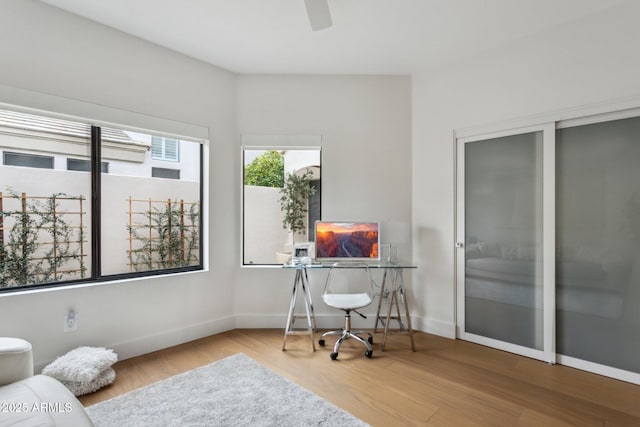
0, 109, 149, 147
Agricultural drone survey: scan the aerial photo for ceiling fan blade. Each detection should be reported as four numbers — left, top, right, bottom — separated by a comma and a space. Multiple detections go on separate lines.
304, 0, 332, 31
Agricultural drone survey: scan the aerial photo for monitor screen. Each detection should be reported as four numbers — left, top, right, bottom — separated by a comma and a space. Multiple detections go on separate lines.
314, 221, 380, 261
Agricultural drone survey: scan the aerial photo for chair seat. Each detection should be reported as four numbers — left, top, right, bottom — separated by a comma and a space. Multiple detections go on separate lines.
323, 293, 372, 310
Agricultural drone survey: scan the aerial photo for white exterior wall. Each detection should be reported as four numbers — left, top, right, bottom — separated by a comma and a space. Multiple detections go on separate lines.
124, 131, 201, 182
411, 0, 640, 338
101, 174, 200, 275
243, 185, 289, 265
0, 166, 199, 276
284, 149, 320, 176
0, 132, 200, 182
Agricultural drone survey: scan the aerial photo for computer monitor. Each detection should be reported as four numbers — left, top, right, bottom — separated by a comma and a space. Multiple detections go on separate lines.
314, 221, 380, 262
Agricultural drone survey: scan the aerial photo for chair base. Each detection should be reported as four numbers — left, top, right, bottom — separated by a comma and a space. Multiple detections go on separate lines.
319, 328, 373, 360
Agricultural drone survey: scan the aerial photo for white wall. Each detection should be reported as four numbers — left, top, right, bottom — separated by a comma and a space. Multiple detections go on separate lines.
0, 0, 237, 369
412, 0, 640, 337
4, 0, 636, 365
0, 1, 413, 366
235, 75, 413, 328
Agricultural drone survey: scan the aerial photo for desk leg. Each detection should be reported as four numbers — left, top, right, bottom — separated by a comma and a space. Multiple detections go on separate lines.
396, 269, 416, 351
376, 268, 416, 352
374, 269, 388, 333
282, 268, 316, 351
301, 268, 317, 332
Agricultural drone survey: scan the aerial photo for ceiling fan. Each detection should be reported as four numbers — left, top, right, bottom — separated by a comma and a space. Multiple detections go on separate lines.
304, 0, 333, 31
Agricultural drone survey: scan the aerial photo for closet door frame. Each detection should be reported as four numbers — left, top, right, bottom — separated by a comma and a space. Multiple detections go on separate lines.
455, 99, 640, 384
455, 123, 556, 364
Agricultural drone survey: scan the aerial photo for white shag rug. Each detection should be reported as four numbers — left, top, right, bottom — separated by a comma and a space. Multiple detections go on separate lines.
86, 353, 369, 427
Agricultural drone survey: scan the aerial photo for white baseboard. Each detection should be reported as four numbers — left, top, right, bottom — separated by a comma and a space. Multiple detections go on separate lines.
411, 315, 456, 339
111, 316, 236, 362
235, 313, 457, 340
234, 313, 361, 330
34, 314, 456, 372
35, 316, 235, 372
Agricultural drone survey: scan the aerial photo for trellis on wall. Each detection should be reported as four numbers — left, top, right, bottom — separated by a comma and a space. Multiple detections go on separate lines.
126, 196, 200, 272
0, 190, 87, 288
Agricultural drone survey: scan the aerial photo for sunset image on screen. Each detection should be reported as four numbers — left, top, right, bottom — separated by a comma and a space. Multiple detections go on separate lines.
315, 222, 378, 259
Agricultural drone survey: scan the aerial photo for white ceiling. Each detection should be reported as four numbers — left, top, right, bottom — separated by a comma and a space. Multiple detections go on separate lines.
40, 0, 628, 75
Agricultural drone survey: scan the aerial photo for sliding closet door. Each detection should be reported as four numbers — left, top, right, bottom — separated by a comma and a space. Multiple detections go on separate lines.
457, 111, 640, 382
457, 126, 554, 361
556, 116, 640, 376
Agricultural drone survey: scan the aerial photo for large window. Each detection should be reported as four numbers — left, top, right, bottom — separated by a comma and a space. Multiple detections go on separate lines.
242, 145, 321, 265
0, 108, 203, 292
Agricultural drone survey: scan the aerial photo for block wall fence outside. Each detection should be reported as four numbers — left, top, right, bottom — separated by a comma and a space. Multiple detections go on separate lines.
0, 166, 199, 279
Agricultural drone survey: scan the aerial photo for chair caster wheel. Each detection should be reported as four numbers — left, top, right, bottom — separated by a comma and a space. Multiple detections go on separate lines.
364, 350, 373, 358
330, 352, 338, 360
319, 339, 325, 347
367, 336, 373, 345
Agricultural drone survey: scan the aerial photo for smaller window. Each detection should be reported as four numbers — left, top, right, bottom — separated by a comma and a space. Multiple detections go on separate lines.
67, 158, 109, 173
151, 136, 179, 162
152, 167, 180, 180
3, 152, 54, 169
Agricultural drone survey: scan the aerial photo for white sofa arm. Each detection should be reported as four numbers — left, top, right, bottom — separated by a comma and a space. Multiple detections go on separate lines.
0, 337, 34, 386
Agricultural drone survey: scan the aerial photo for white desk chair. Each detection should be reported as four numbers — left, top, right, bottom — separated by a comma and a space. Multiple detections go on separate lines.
318, 262, 375, 360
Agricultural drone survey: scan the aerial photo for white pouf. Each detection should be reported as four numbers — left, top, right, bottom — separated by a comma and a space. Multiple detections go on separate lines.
42, 346, 117, 396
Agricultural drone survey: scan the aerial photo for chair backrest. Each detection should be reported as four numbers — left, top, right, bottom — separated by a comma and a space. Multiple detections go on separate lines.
322, 262, 375, 310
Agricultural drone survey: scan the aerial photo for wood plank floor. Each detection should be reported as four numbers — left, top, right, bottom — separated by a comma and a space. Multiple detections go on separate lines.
79, 329, 640, 426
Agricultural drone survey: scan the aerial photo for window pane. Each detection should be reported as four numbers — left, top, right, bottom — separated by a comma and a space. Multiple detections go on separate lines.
3, 152, 54, 169
151, 136, 163, 158
101, 128, 201, 275
67, 158, 108, 173
243, 148, 321, 265
0, 109, 91, 289
557, 116, 640, 373
152, 167, 180, 179
164, 138, 178, 161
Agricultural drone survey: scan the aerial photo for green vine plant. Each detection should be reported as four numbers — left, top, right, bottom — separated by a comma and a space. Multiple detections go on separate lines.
279, 170, 317, 246
0, 188, 86, 288
128, 200, 200, 272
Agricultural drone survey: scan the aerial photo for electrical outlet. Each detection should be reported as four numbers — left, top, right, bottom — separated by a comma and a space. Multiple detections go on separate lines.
64, 310, 78, 332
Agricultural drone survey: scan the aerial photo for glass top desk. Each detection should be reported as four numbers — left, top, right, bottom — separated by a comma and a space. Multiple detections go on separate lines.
282, 260, 417, 353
